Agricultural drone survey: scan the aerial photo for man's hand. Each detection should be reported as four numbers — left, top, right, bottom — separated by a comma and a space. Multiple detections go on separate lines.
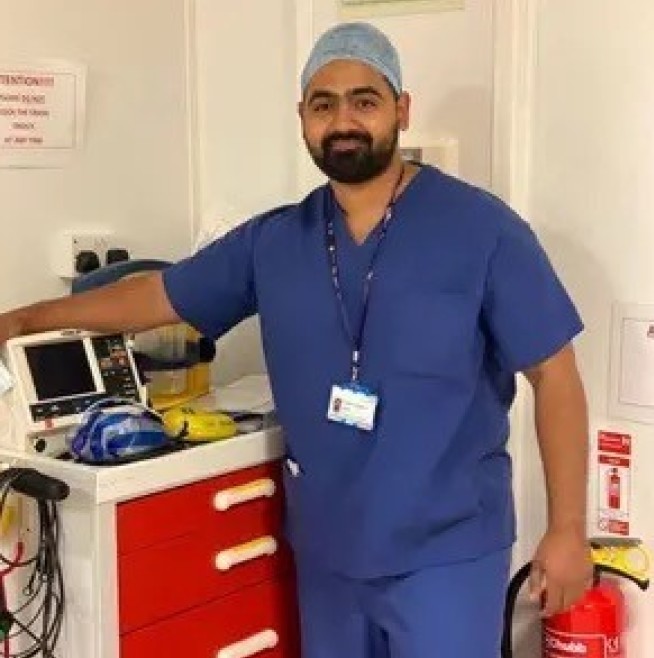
529, 526, 594, 617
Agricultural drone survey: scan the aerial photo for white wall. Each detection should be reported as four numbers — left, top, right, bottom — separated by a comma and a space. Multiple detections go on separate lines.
192, 0, 298, 383
0, 0, 193, 310
521, 2, 654, 655
193, 0, 298, 229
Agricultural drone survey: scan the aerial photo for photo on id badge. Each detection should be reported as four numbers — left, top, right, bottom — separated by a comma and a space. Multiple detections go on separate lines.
327, 383, 378, 431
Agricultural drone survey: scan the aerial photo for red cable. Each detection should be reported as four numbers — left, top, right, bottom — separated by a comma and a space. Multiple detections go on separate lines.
0, 541, 24, 577
0, 542, 25, 658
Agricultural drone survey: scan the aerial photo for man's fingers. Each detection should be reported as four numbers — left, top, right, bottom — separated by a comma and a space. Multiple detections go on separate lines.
544, 579, 590, 618
540, 581, 564, 618
528, 563, 546, 602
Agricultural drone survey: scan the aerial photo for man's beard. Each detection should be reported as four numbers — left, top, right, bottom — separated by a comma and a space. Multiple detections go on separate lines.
305, 125, 399, 184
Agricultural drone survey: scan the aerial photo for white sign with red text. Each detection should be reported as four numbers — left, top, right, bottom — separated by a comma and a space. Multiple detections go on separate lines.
597, 431, 631, 536
0, 60, 85, 167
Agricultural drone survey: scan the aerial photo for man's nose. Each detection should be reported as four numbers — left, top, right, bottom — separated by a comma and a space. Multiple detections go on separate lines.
328, 100, 358, 130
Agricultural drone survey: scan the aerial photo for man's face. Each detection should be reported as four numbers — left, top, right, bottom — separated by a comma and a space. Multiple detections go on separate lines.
299, 60, 410, 184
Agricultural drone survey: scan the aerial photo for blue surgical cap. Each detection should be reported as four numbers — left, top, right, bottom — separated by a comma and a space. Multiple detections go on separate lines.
301, 22, 402, 96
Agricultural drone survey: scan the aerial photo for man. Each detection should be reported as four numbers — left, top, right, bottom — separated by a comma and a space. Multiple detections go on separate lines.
0, 22, 591, 657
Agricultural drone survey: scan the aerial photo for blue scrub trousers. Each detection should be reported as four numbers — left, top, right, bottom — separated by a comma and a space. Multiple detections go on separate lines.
295, 548, 511, 658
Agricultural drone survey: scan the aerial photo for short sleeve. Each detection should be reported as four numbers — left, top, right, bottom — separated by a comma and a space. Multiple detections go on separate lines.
162, 220, 258, 339
482, 219, 583, 372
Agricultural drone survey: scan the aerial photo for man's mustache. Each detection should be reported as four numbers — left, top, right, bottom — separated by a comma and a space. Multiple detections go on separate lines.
322, 132, 372, 150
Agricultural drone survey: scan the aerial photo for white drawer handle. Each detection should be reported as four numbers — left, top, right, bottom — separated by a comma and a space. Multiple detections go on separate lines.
216, 629, 279, 658
213, 478, 276, 511
215, 536, 278, 571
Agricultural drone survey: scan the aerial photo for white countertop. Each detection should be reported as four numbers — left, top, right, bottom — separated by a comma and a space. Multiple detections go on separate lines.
0, 426, 284, 505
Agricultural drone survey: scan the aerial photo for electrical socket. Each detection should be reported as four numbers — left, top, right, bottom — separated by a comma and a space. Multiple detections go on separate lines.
51, 230, 114, 280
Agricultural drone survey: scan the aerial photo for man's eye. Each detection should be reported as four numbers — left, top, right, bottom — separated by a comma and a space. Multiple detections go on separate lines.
355, 98, 378, 111
311, 102, 331, 113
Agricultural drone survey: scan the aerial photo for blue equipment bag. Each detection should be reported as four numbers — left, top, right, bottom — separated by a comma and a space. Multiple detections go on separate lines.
69, 398, 180, 465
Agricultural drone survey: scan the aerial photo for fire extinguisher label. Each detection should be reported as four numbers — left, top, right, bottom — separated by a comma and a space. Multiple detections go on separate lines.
544, 628, 620, 657
597, 431, 631, 536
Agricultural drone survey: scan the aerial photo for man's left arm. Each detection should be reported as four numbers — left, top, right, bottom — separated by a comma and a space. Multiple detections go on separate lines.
523, 343, 594, 617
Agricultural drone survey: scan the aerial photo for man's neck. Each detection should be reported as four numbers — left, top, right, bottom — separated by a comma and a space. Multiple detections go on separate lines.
331, 157, 405, 217
330, 157, 415, 244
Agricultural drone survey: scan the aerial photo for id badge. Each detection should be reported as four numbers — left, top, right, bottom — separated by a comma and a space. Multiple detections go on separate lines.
327, 383, 378, 432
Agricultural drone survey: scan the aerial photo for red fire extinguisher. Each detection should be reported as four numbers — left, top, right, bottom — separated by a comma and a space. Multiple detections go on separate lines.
608, 468, 621, 510
502, 539, 650, 658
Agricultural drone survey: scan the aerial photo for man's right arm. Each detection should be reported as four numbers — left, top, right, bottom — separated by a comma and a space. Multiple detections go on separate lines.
0, 272, 179, 344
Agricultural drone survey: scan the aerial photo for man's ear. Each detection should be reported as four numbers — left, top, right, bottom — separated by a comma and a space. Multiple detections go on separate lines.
397, 92, 411, 131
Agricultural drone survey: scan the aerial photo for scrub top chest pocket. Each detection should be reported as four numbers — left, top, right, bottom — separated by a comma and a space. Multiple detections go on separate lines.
388, 289, 480, 380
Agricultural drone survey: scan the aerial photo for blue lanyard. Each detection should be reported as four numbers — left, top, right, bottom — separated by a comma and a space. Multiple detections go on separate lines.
326, 165, 406, 382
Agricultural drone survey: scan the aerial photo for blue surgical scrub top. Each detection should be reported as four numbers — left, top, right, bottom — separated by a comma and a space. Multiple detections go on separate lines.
163, 166, 583, 578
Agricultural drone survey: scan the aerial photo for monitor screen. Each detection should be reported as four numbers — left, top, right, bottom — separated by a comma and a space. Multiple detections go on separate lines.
24, 340, 97, 401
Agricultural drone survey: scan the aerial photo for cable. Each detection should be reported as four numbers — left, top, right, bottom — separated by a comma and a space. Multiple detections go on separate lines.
0, 468, 67, 658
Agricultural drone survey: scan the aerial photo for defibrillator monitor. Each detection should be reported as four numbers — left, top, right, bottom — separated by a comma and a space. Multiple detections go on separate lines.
3, 329, 145, 440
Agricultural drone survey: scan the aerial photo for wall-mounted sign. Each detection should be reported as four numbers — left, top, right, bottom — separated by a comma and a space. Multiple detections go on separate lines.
340, 0, 464, 18
0, 60, 86, 168
597, 430, 632, 537
609, 303, 654, 424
